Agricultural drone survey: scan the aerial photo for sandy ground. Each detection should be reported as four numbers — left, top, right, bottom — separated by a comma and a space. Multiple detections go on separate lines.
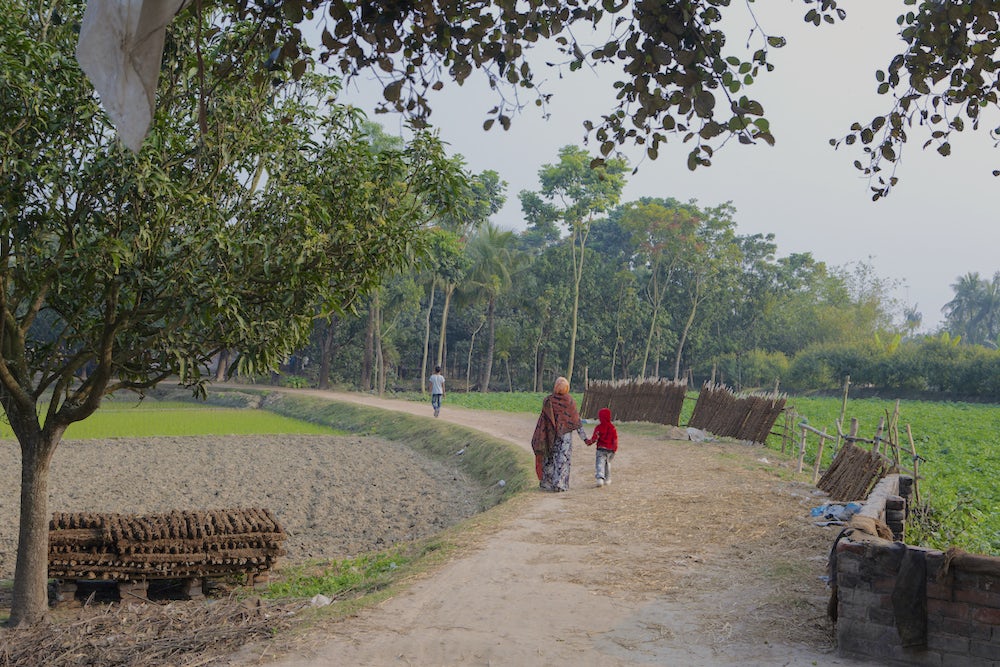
0, 433, 485, 580
225, 391, 878, 667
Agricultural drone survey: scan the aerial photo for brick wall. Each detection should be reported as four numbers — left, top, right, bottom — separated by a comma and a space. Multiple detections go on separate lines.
834, 520, 1000, 664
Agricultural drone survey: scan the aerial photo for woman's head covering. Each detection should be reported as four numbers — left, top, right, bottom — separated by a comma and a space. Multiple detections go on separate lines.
554, 377, 570, 395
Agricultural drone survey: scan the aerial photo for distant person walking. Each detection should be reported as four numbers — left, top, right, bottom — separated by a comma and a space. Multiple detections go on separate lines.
530, 377, 587, 492
428, 367, 445, 417
586, 407, 618, 487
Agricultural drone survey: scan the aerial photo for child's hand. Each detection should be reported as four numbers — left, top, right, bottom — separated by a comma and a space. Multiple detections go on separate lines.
585, 439, 592, 446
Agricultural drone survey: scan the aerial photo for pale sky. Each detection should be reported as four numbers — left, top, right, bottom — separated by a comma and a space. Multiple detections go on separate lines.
339, 2, 999, 331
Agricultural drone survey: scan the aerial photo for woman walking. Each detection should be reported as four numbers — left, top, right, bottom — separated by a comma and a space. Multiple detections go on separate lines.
530, 377, 588, 492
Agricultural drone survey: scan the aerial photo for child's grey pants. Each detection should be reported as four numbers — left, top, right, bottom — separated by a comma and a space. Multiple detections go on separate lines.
595, 448, 615, 481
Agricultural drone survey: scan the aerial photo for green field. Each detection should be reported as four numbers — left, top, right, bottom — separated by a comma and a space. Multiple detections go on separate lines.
8, 389, 996, 555
0, 398, 345, 440
403, 389, 1000, 555
779, 395, 1000, 555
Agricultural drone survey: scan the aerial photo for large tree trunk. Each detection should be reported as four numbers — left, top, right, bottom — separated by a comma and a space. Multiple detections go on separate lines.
318, 316, 339, 390
214, 349, 230, 382
10, 429, 60, 627
478, 297, 496, 392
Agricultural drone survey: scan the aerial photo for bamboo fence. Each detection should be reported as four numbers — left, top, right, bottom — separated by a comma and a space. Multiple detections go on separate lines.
580, 378, 687, 425
687, 383, 786, 444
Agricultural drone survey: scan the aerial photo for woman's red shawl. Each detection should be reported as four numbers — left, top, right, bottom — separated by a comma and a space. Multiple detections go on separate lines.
530, 393, 582, 456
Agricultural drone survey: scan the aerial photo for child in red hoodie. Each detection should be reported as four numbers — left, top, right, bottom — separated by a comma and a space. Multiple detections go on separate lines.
586, 407, 618, 487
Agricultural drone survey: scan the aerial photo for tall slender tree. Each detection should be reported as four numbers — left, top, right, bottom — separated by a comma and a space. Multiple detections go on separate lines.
520, 146, 626, 385
460, 223, 519, 392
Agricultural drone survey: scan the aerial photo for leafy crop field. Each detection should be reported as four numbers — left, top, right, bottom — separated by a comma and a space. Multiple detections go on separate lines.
781, 395, 1000, 556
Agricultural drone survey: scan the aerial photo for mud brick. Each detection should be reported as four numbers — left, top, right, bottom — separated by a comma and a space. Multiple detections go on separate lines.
971, 606, 1000, 625
118, 580, 149, 602
871, 545, 905, 575
939, 616, 993, 641
837, 600, 867, 621
970, 639, 1000, 661
837, 617, 895, 643
927, 633, 970, 654
885, 495, 905, 511
836, 539, 867, 557
955, 587, 1000, 607
180, 578, 205, 600
836, 571, 863, 590
954, 570, 989, 590
836, 552, 862, 575
925, 581, 954, 601
867, 605, 897, 625
839, 586, 889, 609
893, 646, 945, 667
871, 576, 897, 593
927, 598, 971, 620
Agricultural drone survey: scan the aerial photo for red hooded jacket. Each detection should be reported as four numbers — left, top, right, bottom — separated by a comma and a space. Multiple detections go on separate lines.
590, 407, 618, 452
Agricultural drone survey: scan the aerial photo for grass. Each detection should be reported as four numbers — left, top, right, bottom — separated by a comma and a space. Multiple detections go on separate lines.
265, 548, 419, 600
0, 395, 346, 440
391, 390, 566, 414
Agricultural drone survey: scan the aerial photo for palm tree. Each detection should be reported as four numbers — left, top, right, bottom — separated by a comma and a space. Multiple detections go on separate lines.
460, 223, 519, 392
942, 272, 1000, 346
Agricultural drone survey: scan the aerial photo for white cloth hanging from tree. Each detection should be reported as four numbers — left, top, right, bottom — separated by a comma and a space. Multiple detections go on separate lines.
76, 0, 190, 152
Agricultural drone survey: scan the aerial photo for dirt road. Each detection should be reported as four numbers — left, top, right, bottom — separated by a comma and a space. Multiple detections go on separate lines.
236, 391, 874, 667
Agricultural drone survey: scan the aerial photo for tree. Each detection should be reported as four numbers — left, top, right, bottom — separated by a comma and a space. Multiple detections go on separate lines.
943, 271, 1000, 347
618, 198, 701, 378
429, 170, 506, 379
459, 223, 519, 392
88, 2, 1000, 192
520, 146, 626, 385
667, 201, 739, 382
835, 1, 1000, 198
1, 2, 461, 626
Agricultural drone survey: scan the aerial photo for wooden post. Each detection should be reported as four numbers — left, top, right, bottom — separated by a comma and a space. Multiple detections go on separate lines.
906, 424, 921, 505
839, 375, 851, 426
781, 409, 793, 455
812, 434, 827, 484
797, 425, 808, 474
872, 416, 885, 455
